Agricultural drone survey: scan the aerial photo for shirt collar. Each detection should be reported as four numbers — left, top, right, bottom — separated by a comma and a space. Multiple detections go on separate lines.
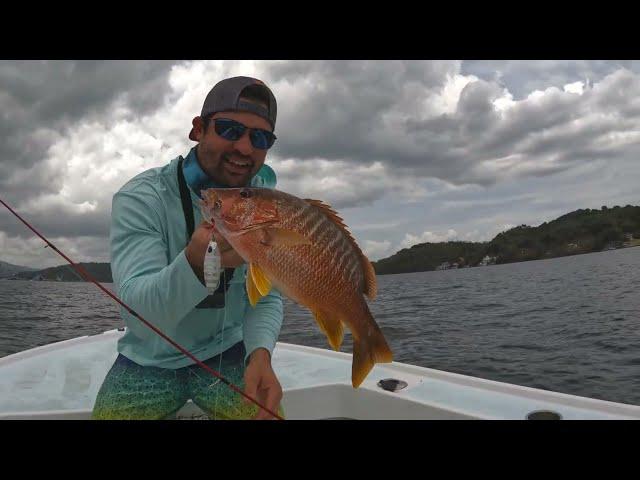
182, 147, 223, 198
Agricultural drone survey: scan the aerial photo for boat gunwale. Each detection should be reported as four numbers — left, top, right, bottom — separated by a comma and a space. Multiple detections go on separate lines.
1, 329, 639, 418
275, 341, 640, 414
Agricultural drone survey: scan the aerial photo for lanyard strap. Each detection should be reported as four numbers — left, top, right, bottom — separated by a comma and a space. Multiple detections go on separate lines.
177, 157, 195, 239
177, 157, 235, 308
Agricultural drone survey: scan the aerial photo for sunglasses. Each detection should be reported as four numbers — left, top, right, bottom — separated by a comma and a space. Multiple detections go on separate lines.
212, 118, 277, 150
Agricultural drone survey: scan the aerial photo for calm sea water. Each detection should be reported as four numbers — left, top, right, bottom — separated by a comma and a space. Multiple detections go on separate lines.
1, 247, 639, 406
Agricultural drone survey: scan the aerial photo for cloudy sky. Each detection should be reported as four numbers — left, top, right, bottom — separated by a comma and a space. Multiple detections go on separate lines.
1, 60, 639, 268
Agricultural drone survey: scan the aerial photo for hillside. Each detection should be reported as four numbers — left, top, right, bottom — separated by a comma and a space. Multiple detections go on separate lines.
9, 263, 112, 283
373, 241, 488, 275
373, 205, 640, 275
0, 261, 38, 279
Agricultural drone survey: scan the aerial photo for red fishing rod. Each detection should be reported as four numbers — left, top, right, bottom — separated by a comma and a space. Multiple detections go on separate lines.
0, 197, 284, 421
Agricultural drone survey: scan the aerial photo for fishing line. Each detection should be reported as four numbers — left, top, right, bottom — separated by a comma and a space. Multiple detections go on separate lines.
0, 197, 284, 421
214, 266, 228, 420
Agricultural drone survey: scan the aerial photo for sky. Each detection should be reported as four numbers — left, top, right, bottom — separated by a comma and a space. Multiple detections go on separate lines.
1, 60, 639, 268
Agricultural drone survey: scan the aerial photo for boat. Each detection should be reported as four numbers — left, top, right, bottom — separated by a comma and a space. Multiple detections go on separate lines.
1, 328, 638, 420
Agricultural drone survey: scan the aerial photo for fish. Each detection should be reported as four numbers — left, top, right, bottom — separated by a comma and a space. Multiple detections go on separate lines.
200, 187, 393, 388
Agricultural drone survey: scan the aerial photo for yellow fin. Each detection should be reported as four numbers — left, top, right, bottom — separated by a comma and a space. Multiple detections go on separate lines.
262, 228, 312, 247
312, 310, 344, 351
350, 306, 393, 388
246, 266, 262, 307
250, 262, 272, 297
352, 331, 393, 388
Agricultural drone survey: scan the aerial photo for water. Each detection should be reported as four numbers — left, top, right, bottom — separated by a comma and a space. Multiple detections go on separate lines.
1, 247, 639, 406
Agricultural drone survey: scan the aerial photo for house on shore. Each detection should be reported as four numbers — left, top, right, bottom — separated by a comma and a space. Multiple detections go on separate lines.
478, 255, 496, 266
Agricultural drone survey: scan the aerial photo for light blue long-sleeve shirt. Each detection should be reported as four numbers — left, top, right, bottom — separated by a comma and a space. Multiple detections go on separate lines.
110, 147, 283, 368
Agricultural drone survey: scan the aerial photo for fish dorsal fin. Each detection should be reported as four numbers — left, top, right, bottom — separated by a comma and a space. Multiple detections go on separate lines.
304, 199, 347, 227
304, 199, 377, 300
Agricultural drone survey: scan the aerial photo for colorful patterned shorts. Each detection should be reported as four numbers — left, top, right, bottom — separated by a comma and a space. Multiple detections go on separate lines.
91, 342, 284, 420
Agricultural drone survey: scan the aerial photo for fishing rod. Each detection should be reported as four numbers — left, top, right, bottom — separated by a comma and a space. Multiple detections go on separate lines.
0, 197, 284, 421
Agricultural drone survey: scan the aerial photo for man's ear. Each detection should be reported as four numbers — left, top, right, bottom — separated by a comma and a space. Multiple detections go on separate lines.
190, 116, 204, 141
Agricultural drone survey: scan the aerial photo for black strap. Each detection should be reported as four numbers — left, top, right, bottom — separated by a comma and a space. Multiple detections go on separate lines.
177, 157, 195, 239
176, 157, 235, 309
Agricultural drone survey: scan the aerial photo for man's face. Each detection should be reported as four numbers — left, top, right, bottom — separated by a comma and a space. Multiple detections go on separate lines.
191, 108, 272, 188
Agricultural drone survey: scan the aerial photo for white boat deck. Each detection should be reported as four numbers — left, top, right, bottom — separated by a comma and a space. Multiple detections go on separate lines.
1, 329, 639, 420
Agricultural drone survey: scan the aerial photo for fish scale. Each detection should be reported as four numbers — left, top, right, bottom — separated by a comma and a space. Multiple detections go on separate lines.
272, 204, 351, 299
277, 201, 360, 307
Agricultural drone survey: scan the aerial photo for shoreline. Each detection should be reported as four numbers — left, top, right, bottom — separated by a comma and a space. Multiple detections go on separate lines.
374, 244, 640, 276
2, 245, 638, 281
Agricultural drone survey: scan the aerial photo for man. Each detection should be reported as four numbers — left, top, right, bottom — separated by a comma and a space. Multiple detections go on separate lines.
92, 76, 284, 420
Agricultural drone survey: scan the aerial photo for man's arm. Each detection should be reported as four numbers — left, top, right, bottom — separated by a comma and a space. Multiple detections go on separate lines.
242, 288, 284, 363
110, 187, 209, 339
242, 288, 284, 419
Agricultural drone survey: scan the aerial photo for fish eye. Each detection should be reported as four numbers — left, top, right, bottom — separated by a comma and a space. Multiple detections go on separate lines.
214, 200, 222, 209
240, 189, 252, 199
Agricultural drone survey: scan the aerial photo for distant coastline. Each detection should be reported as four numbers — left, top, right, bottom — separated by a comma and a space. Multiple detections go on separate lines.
372, 205, 640, 275
6, 263, 112, 283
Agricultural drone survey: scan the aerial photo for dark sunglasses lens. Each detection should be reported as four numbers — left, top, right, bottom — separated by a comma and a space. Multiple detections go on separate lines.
251, 130, 276, 149
214, 119, 275, 149
214, 119, 245, 141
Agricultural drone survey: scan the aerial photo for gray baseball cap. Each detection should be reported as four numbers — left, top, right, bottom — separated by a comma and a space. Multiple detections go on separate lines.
189, 76, 277, 141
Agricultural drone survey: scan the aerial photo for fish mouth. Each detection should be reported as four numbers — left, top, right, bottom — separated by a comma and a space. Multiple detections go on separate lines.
200, 191, 223, 224
201, 189, 219, 205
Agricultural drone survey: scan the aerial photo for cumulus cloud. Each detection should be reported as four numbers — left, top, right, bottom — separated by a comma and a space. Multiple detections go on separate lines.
0, 61, 175, 197
400, 229, 459, 249
362, 240, 392, 260
266, 61, 640, 192
0, 231, 110, 268
462, 60, 640, 99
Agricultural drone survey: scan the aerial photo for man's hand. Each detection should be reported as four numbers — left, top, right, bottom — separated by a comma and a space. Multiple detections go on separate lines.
185, 221, 245, 283
243, 348, 283, 420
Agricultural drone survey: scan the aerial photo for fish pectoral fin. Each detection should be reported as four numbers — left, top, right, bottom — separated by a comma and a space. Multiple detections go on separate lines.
246, 269, 261, 307
312, 310, 344, 351
261, 228, 312, 247
250, 262, 272, 297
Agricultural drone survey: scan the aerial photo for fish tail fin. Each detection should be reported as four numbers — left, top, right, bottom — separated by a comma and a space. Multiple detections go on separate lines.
352, 309, 393, 388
